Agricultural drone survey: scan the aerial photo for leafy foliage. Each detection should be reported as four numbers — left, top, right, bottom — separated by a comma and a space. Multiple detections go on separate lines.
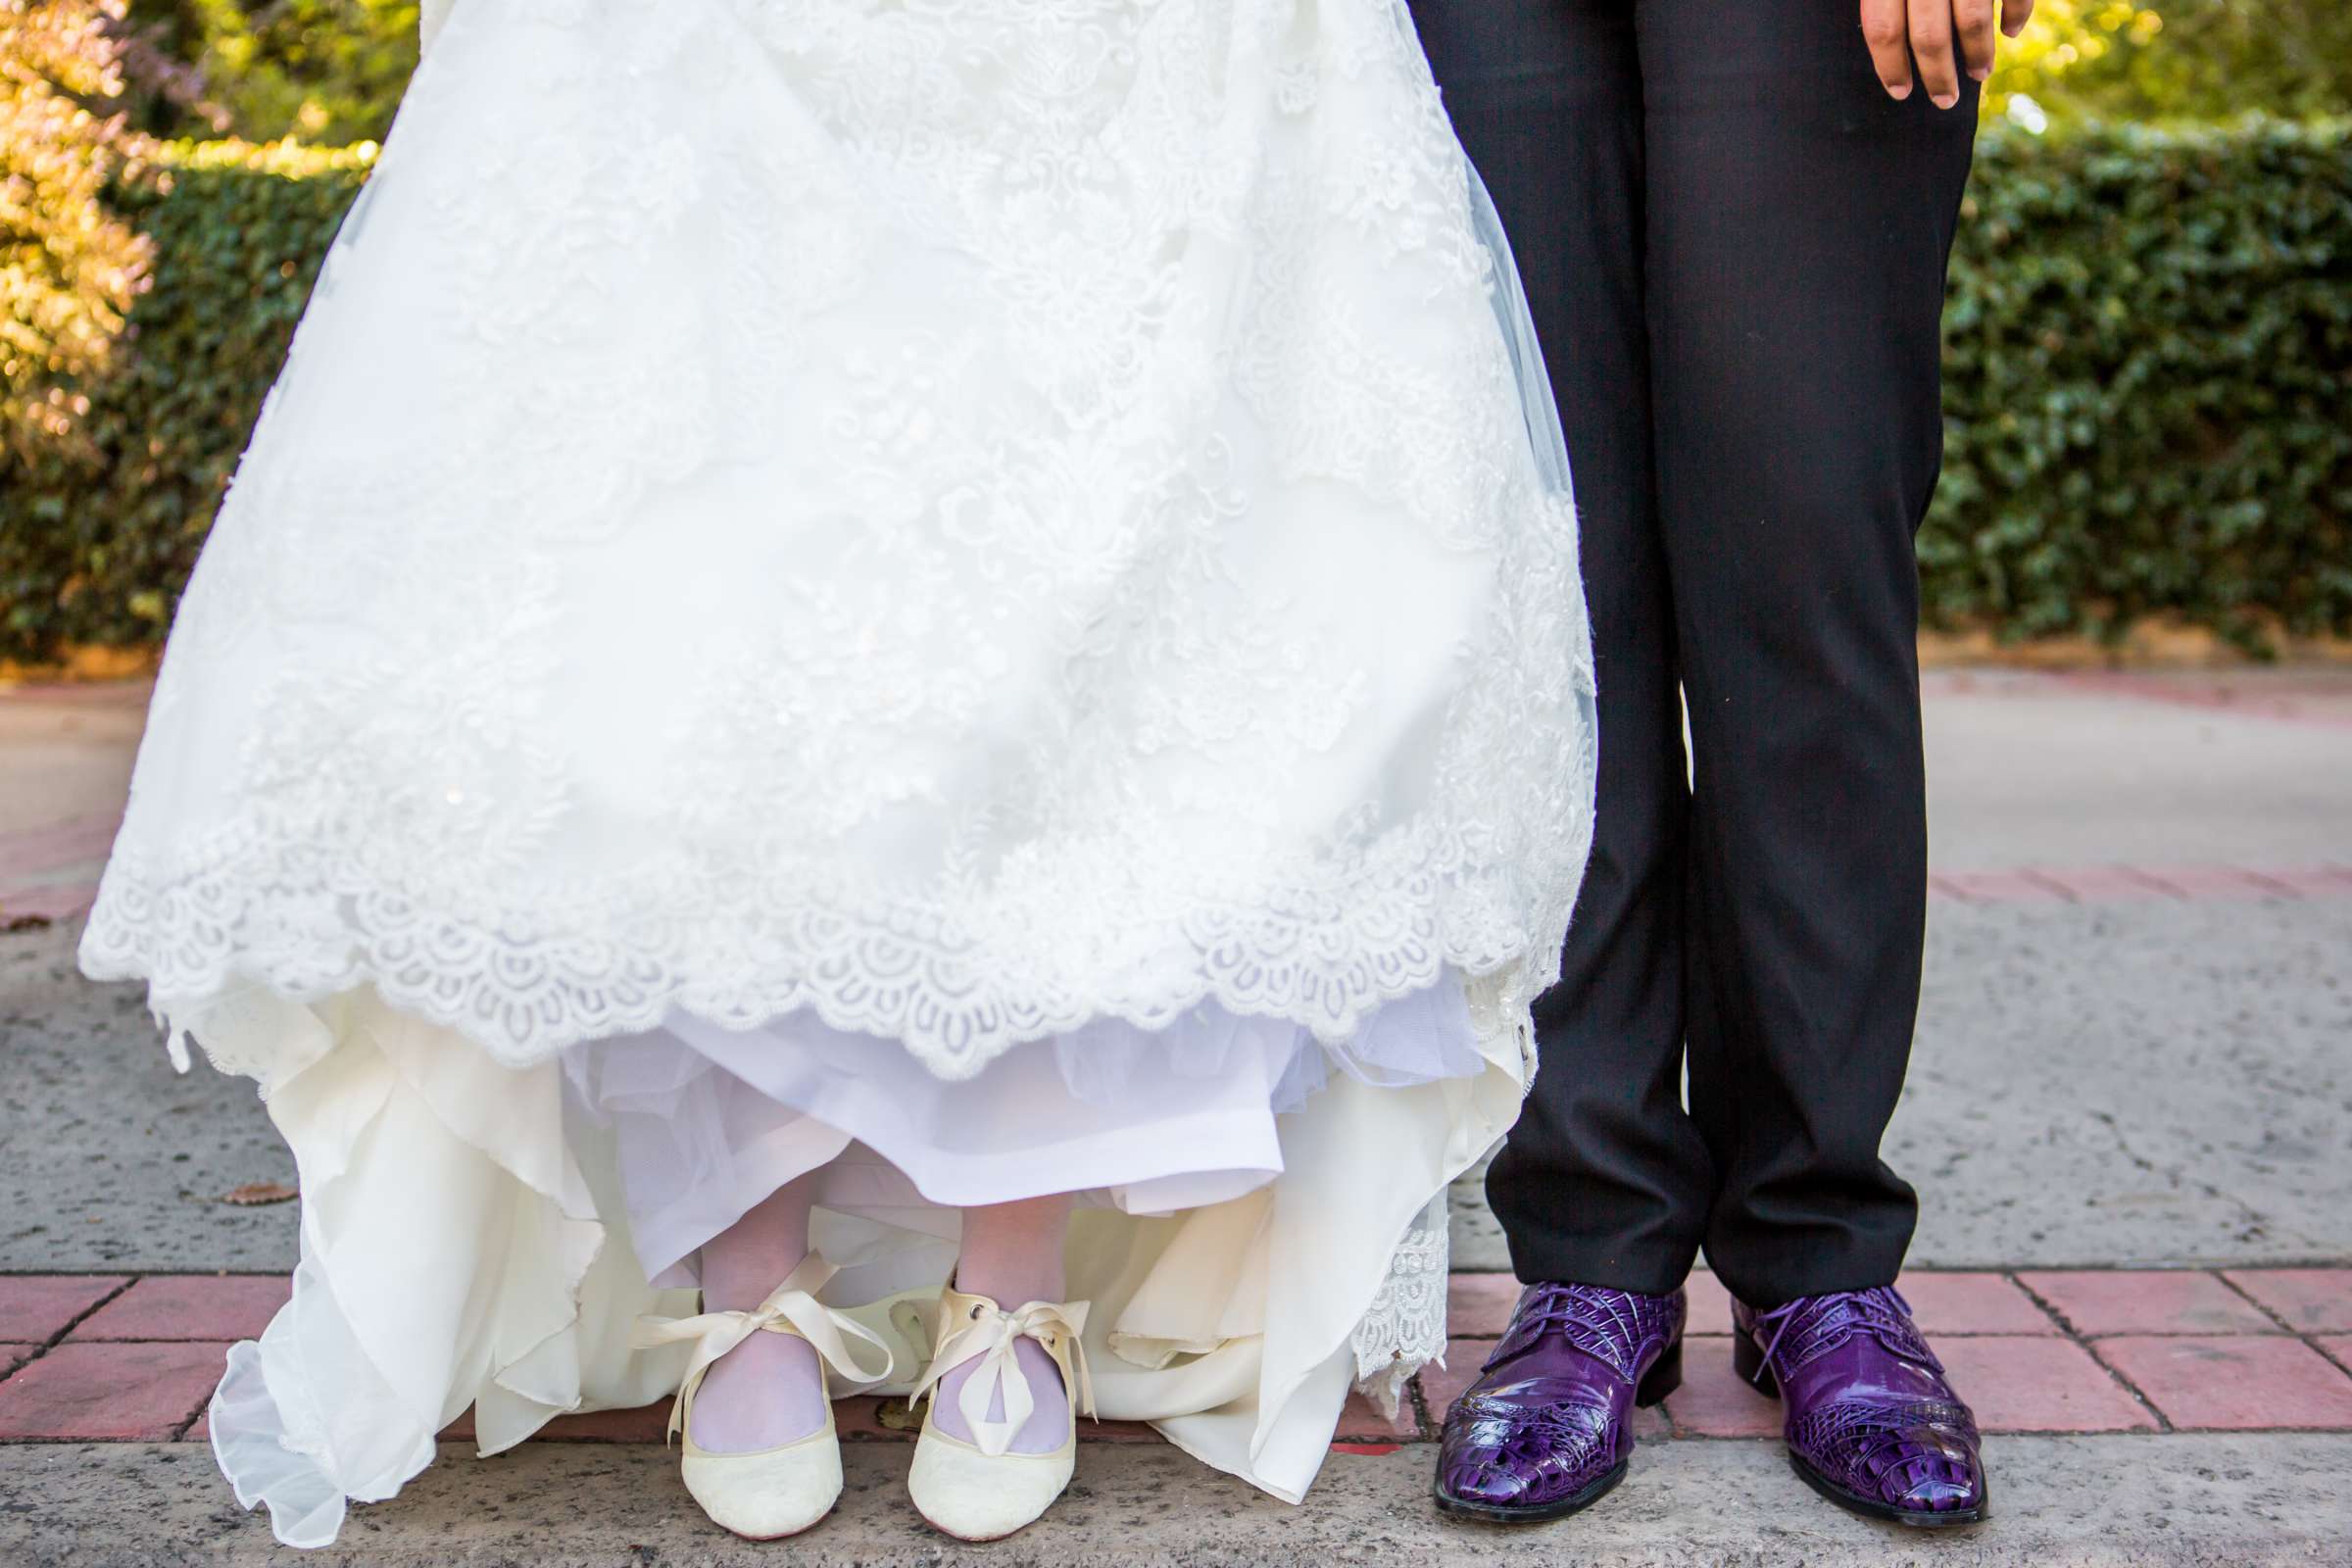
1929, 121, 2352, 648
1989, 1, 2352, 125
0, 137, 368, 656
1, 0, 152, 467
101, 3, 2352, 145
0, 122, 2346, 662
115, 0, 416, 143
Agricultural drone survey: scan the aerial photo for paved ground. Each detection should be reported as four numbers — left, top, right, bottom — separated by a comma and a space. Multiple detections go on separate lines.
5, 1266, 2352, 1564
3, 665, 2350, 1563
1457, 667, 2352, 1274
9, 1435, 2351, 1567
1921, 667, 2352, 872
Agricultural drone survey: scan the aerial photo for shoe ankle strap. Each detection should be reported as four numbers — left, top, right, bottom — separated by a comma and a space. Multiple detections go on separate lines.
913, 1286, 1097, 1455
632, 1254, 897, 1444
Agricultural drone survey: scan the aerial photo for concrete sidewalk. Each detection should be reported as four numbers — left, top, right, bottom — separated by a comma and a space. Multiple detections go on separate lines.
7, 1263, 2352, 1564
3, 665, 2349, 1564
9, 1435, 2350, 1567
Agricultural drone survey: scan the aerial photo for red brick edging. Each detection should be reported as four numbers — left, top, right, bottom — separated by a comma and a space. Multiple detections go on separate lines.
1930, 863, 2352, 905
5, 1268, 2349, 1446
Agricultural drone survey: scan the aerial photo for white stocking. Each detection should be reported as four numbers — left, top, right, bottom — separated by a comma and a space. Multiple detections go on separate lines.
687, 1173, 827, 1452
934, 1195, 1076, 1455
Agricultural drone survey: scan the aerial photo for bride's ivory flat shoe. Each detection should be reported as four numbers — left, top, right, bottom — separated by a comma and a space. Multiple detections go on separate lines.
906, 1285, 1097, 1543
631, 1255, 895, 1541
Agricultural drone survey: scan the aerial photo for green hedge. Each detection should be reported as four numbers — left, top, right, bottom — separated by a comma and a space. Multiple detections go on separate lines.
1930, 120, 2352, 648
1, 139, 372, 659
2, 122, 2347, 662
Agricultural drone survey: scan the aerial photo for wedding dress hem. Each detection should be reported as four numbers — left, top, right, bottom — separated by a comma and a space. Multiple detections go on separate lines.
168, 974, 1526, 1548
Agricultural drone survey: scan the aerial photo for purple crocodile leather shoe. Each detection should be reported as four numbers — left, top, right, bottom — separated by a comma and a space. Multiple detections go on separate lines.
1434, 1283, 1685, 1523
1733, 1286, 1988, 1527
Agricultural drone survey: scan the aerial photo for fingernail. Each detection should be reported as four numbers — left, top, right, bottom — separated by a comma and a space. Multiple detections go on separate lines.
1970, 65, 1990, 80
1934, 92, 1959, 108
1888, 83, 1913, 100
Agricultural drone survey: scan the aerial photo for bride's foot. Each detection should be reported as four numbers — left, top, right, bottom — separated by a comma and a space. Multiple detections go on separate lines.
688, 1174, 831, 1454
687, 1318, 829, 1452
938, 1200, 1074, 1456
929, 1331, 1069, 1454
634, 1259, 879, 1541
632, 1177, 894, 1541
907, 1197, 1089, 1542
907, 1286, 1094, 1542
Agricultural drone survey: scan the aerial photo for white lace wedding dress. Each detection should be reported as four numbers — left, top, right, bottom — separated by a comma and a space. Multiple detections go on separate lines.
80, 0, 1594, 1548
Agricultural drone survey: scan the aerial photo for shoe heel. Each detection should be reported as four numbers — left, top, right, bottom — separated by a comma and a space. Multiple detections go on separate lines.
1732, 1331, 1780, 1398
1635, 1340, 1683, 1406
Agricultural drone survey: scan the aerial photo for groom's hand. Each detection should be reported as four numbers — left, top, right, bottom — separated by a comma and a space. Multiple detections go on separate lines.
1860, 0, 2034, 109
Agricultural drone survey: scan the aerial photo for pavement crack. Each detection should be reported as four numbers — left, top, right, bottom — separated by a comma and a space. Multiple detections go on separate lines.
2088, 1110, 2159, 1176
2086, 1109, 2279, 1248
40, 1274, 136, 1350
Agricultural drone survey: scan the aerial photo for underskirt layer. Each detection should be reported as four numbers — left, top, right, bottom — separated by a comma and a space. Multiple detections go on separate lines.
185, 978, 1524, 1548
569, 980, 1488, 1287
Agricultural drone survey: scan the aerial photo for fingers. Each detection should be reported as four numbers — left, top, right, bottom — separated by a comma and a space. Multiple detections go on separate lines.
1907, 0, 1961, 107
2001, 0, 2035, 38
1953, 0, 1998, 80
1864, 0, 1988, 109
1860, 0, 1914, 100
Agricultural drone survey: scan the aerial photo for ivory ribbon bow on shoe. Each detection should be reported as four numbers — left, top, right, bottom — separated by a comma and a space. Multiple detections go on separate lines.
910, 1290, 1098, 1457
631, 1255, 896, 1443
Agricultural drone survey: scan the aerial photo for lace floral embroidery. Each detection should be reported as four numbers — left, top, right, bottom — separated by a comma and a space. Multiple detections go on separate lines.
80, 0, 1596, 1080
1352, 1200, 1450, 1415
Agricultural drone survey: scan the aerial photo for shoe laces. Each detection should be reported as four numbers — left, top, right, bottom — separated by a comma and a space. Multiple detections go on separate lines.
907, 1289, 1096, 1458
1495, 1283, 1669, 1379
630, 1254, 898, 1446
1520, 1282, 1642, 1335
1753, 1286, 1935, 1376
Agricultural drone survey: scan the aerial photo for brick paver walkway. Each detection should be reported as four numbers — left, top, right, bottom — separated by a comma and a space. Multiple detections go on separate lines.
5, 672, 2349, 1562
6, 1268, 2349, 1447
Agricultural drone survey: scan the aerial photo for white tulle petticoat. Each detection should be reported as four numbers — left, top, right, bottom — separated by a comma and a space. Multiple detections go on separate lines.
80, 0, 1593, 1548
574, 979, 1494, 1285
186, 979, 1529, 1547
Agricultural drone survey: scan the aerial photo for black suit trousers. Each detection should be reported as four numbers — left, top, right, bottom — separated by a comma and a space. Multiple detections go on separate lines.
1407, 0, 1979, 1306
